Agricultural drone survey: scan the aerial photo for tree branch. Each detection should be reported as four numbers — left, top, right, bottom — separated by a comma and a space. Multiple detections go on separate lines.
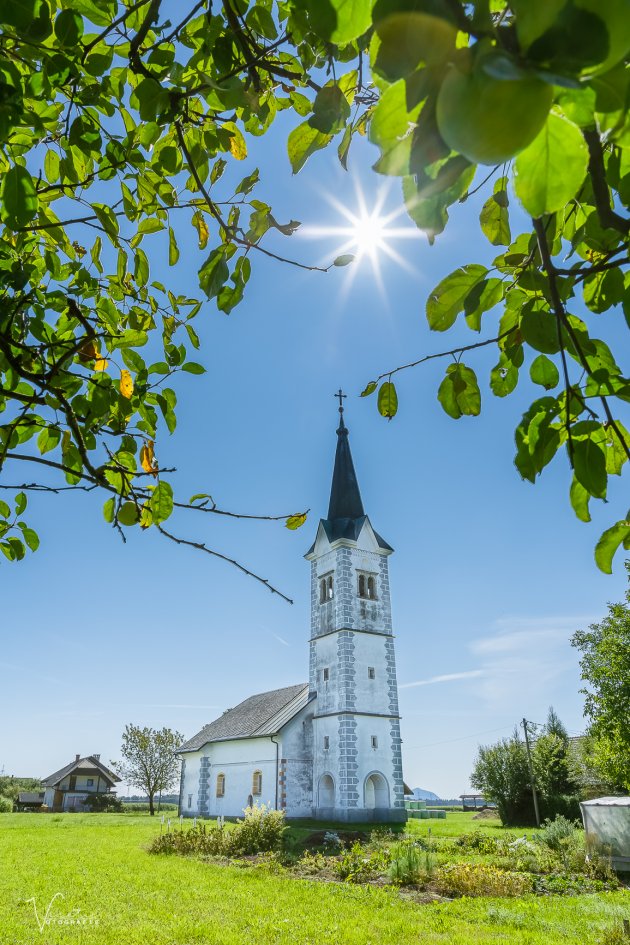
157, 525, 294, 604
583, 129, 630, 235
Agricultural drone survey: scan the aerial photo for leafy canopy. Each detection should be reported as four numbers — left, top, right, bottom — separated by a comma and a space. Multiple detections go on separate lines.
0, 0, 628, 583
113, 723, 184, 814
571, 565, 630, 790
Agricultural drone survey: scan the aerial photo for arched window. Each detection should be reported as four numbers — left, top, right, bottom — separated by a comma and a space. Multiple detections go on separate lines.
318, 774, 335, 807
216, 773, 225, 797
367, 576, 376, 599
364, 772, 389, 809
319, 578, 326, 604
252, 770, 262, 796
327, 575, 333, 599
358, 574, 366, 598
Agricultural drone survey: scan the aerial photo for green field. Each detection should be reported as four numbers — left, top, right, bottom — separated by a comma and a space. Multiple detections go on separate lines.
1, 812, 628, 944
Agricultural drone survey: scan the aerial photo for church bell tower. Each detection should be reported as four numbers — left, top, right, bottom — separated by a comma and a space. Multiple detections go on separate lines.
305, 394, 406, 822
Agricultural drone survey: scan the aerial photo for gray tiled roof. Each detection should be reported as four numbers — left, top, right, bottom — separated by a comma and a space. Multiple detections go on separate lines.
42, 755, 120, 787
179, 683, 310, 752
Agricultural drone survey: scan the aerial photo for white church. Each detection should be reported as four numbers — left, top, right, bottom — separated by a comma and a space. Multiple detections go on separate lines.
178, 399, 406, 823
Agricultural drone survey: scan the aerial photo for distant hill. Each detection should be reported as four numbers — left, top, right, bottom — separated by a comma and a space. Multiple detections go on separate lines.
411, 788, 440, 801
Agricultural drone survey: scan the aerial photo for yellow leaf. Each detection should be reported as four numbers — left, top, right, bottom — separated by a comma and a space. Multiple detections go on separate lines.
140, 440, 157, 476
226, 123, 247, 160
192, 210, 209, 250
285, 512, 307, 530
72, 241, 87, 257
95, 357, 108, 372
120, 369, 134, 399
78, 339, 99, 363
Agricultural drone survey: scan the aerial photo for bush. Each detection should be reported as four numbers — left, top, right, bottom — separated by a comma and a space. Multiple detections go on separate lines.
84, 794, 124, 813
333, 842, 389, 883
454, 832, 508, 856
228, 805, 286, 855
434, 863, 533, 898
536, 814, 580, 851
0, 795, 13, 813
388, 841, 423, 886
149, 805, 286, 859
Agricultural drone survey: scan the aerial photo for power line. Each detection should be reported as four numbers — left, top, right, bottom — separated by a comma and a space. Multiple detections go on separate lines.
406, 724, 513, 750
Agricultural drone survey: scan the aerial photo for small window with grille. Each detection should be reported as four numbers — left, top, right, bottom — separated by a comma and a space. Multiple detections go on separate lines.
323, 736, 330, 750
371, 736, 378, 749
368, 666, 376, 680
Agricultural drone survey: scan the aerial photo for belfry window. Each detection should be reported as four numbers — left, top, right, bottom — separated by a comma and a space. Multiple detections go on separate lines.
358, 573, 377, 600
323, 667, 329, 682
320, 574, 334, 603
323, 736, 330, 750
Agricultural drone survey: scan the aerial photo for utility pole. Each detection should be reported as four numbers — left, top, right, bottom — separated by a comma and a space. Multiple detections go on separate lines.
522, 718, 540, 828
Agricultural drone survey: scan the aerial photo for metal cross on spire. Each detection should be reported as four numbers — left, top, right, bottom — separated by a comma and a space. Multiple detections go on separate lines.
335, 388, 347, 413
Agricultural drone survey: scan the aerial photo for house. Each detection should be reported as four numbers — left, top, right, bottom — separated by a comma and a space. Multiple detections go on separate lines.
178, 399, 406, 823
42, 754, 120, 812
15, 791, 45, 811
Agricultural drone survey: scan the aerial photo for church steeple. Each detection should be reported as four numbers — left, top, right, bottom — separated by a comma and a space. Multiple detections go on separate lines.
327, 391, 365, 522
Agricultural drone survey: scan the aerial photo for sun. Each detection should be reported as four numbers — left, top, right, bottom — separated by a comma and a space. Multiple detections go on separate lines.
300, 180, 421, 295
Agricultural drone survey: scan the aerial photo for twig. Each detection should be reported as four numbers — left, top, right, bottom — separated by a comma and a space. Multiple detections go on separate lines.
371, 328, 517, 384
82, 0, 154, 57
157, 525, 293, 603
175, 499, 309, 521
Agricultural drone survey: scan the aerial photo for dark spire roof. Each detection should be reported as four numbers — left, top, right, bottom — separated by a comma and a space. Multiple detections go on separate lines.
327, 408, 365, 521
303, 393, 392, 553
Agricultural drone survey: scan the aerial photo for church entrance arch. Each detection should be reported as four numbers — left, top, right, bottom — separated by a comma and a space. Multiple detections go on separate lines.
364, 772, 389, 809
318, 774, 335, 807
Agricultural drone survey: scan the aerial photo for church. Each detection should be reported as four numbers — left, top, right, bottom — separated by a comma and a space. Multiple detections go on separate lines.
178, 398, 406, 823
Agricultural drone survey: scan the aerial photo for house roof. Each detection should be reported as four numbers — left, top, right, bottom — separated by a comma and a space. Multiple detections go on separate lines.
42, 756, 121, 787
179, 683, 311, 752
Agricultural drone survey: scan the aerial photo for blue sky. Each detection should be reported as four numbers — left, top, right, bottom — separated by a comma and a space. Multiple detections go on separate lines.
1, 103, 628, 798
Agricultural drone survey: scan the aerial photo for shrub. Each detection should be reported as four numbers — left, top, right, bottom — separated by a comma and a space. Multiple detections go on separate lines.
228, 805, 285, 855
454, 832, 507, 856
434, 863, 533, 898
323, 831, 341, 852
0, 795, 13, 813
333, 842, 389, 883
388, 841, 423, 886
532, 873, 613, 895
122, 802, 178, 813
84, 794, 124, 813
297, 850, 330, 875
149, 805, 285, 859
536, 814, 580, 851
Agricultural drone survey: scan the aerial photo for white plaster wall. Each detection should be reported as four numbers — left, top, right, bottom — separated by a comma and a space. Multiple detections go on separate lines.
183, 738, 278, 818
280, 705, 315, 817
180, 752, 201, 815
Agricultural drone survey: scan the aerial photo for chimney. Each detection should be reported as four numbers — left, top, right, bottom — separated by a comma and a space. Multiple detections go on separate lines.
93, 754, 100, 760
75, 754, 80, 762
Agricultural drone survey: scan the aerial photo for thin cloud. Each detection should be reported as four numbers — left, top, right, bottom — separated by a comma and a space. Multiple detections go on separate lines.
271, 633, 290, 647
400, 670, 484, 690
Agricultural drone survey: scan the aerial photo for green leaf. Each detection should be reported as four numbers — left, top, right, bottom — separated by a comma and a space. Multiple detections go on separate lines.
0, 500, 10, 518
594, 520, 630, 574
302, 0, 373, 44
361, 381, 377, 397
377, 381, 398, 419
490, 354, 519, 398
426, 264, 487, 332
479, 187, 511, 246
15, 492, 26, 515
198, 248, 230, 300
309, 85, 351, 134
18, 522, 39, 551
288, 121, 332, 174
572, 437, 607, 499
1, 165, 38, 229
182, 362, 206, 374
369, 80, 422, 177
514, 112, 588, 217
569, 475, 591, 523
54, 9, 83, 45
334, 254, 354, 267
168, 227, 179, 266
530, 354, 560, 390
438, 363, 481, 419
118, 501, 140, 526
150, 481, 173, 524
103, 498, 115, 523
520, 303, 561, 354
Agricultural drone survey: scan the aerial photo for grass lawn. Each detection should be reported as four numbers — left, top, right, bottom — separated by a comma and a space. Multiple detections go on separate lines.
1, 812, 628, 944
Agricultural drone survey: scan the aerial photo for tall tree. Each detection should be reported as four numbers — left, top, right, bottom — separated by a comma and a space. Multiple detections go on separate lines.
113, 724, 183, 815
571, 564, 630, 790
0, 1, 628, 581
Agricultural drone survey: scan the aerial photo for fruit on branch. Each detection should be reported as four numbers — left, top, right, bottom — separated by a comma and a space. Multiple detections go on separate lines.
436, 48, 554, 165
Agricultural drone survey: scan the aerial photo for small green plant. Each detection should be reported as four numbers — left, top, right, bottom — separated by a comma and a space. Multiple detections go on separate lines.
597, 922, 630, 945
537, 815, 580, 851
228, 804, 286, 855
434, 863, 533, 898
333, 842, 389, 883
0, 796, 13, 813
388, 841, 423, 886
297, 850, 330, 875
323, 831, 341, 852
